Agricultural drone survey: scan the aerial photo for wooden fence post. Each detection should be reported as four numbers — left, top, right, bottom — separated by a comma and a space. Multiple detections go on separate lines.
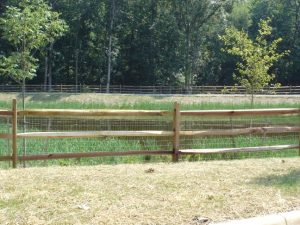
12, 99, 17, 168
172, 102, 180, 162
299, 110, 300, 157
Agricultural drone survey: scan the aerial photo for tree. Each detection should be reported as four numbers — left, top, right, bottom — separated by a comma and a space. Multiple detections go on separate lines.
251, 0, 300, 85
171, 0, 227, 91
0, 0, 68, 107
106, 0, 115, 93
220, 18, 288, 106
113, 0, 183, 86
227, 0, 252, 31
0, 0, 67, 167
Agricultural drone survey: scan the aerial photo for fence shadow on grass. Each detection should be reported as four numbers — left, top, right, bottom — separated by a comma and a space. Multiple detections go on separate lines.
251, 169, 300, 193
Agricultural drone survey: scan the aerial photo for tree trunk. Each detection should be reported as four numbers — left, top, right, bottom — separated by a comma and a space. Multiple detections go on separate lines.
48, 42, 53, 92
251, 86, 254, 108
44, 55, 48, 91
22, 78, 25, 110
185, 29, 191, 93
75, 48, 79, 94
22, 78, 26, 168
149, 0, 157, 85
106, 0, 115, 93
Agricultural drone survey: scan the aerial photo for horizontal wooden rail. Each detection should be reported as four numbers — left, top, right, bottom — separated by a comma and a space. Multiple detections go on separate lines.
18, 109, 171, 117
0, 110, 13, 116
15, 126, 299, 139
0, 133, 12, 139
1, 99, 299, 167
0, 156, 12, 161
1, 84, 300, 94
17, 150, 172, 161
15, 108, 300, 118
180, 126, 300, 137
179, 144, 299, 154
181, 108, 300, 117
17, 130, 174, 138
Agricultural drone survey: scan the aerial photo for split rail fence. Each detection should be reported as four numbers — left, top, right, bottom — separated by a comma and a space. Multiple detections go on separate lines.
0, 99, 299, 168
1, 85, 300, 95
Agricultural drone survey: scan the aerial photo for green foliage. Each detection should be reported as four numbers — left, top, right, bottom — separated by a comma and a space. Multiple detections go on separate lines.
220, 18, 289, 101
171, 0, 227, 87
0, 51, 38, 82
0, 0, 299, 86
227, 0, 252, 30
0, 0, 68, 82
250, 0, 300, 85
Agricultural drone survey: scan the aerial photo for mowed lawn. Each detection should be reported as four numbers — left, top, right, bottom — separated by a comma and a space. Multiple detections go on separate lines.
0, 158, 299, 225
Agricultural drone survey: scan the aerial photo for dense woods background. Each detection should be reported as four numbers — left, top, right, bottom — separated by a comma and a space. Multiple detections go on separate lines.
0, 0, 299, 87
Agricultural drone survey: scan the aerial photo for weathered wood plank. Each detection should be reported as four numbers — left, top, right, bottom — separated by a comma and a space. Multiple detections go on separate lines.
172, 102, 180, 162
17, 130, 174, 138
16, 127, 300, 139
180, 126, 300, 137
181, 108, 300, 117
12, 99, 17, 168
179, 145, 299, 154
18, 109, 171, 117
0, 110, 13, 116
18, 150, 172, 161
0, 133, 12, 139
0, 156, 12, 161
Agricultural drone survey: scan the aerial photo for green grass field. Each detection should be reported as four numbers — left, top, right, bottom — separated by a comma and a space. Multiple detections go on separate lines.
0, 92, 299, 110
0, 99, 299, 110
0, 93, 299, 168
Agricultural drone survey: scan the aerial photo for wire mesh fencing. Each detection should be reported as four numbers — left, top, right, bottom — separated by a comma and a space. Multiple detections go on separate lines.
179, 112, 300, 161
1, 84, 300, 94
17, 111, 174, 167
0, 113, 12, 168
0, 100, 299, 168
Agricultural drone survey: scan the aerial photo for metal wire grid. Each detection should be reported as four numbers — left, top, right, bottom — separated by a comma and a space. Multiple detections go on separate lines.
16, 115, 173, 166
1, 111, 299, 166
180, 133, 298, 148
23, 116, 173, 132
21, 137, 173, 154
0, 116, 12, 167
180, 115, 299, 131
180, 114, 299, 160
0, 116, 11, 133
22, 138, 174, 167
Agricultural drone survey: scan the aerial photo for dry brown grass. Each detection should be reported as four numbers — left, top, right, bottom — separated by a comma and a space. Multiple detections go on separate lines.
0, 158, 299, 224
0, 92, 300, 105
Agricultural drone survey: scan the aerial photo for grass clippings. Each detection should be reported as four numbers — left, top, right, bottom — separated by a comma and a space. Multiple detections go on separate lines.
0, 158, 299, 225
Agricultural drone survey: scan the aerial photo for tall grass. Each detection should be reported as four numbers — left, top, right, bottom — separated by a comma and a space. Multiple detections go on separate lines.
14, 137, 171, 167
0, 133, 297, 168
0, 97, 299, 168
185, 134, 298, 161
0, 100, 299, 110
